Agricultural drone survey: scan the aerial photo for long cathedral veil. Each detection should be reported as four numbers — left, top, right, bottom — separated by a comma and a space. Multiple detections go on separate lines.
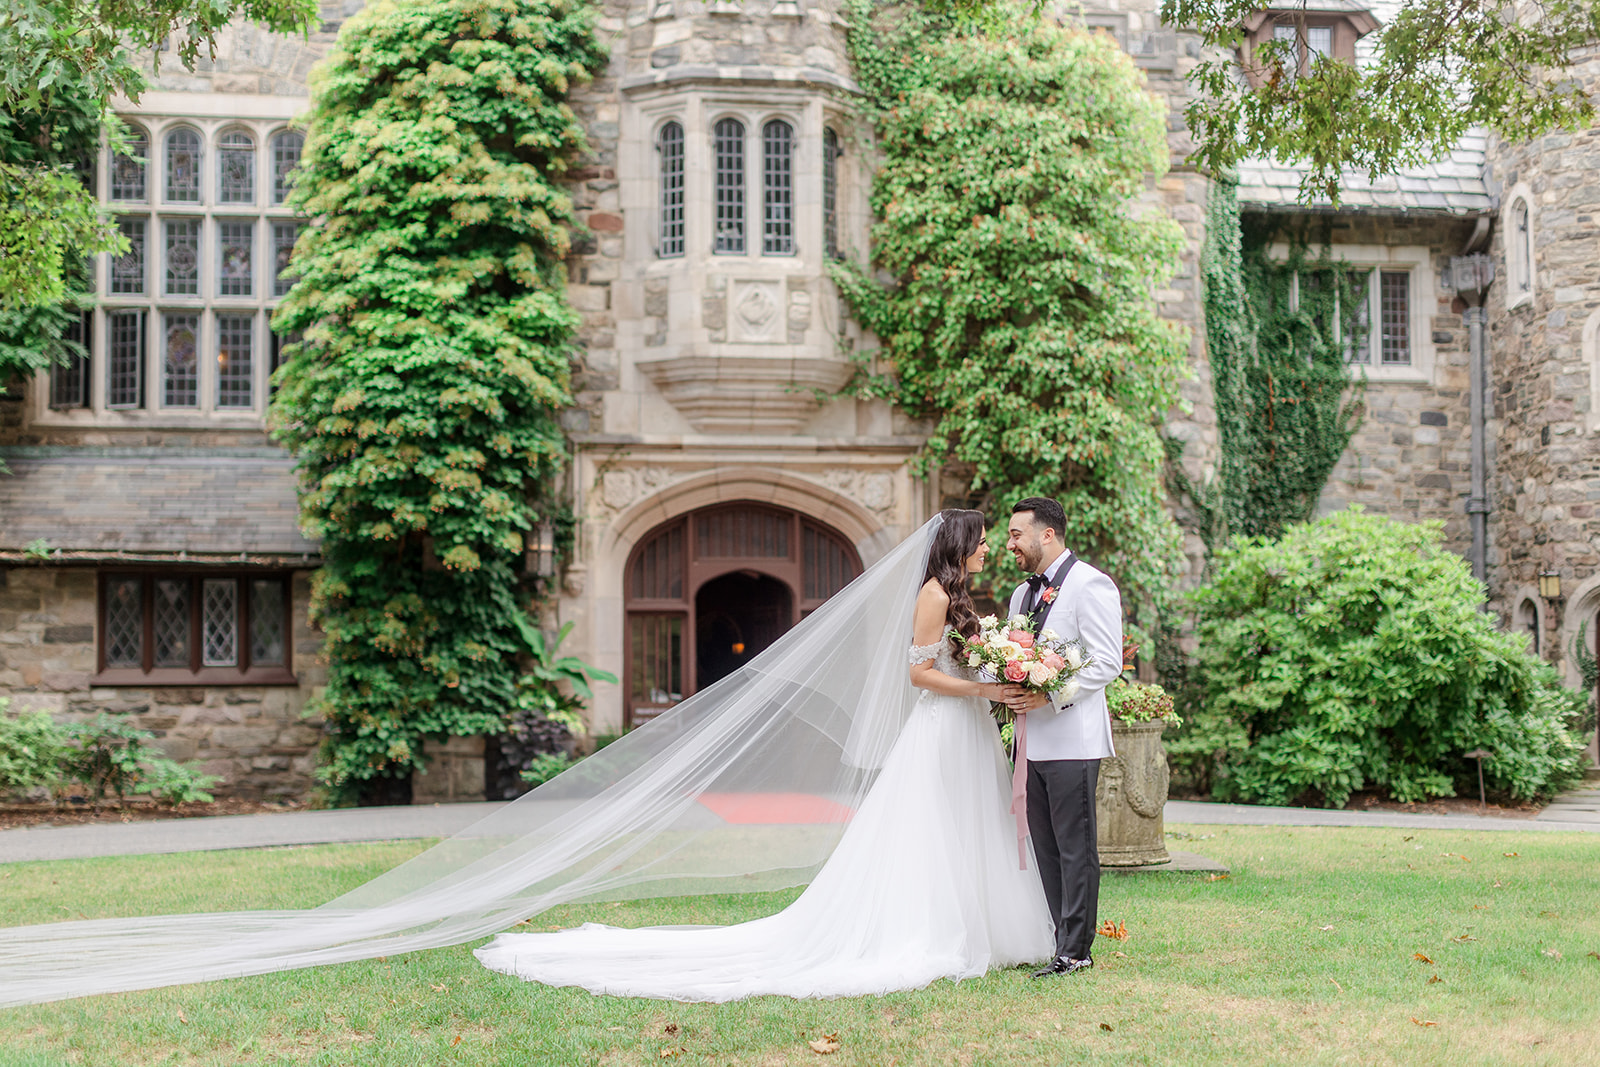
0, 516, 944, 1008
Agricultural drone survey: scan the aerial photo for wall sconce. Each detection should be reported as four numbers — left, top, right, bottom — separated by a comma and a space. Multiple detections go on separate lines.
525, 521, 556, 578
1538, 569, 1562, 600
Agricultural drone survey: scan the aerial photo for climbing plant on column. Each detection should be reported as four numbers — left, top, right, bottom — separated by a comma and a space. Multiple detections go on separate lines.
271, 0, 607, 804
836, 1, 1191, 609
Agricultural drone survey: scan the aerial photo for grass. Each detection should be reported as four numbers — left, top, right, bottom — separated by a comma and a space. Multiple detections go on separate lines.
1, 825, 1598, 1066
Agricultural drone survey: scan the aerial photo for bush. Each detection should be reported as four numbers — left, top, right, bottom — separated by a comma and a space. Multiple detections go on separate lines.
1107, 681, 1183, 727
1183, 507, 1588, 807
518, 751, 574, 788
0, 704, 70, 797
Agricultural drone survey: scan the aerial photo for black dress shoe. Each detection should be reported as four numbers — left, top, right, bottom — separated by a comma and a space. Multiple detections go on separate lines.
1030, 957, 1069, 979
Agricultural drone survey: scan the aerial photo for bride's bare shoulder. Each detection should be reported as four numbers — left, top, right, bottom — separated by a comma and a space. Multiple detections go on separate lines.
917, 578, 950, 605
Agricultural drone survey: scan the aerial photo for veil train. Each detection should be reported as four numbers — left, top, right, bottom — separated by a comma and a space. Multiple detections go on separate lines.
0, 516, 943, 1008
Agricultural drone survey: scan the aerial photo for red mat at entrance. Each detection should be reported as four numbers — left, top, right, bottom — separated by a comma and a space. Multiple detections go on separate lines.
696, 792, 855, 825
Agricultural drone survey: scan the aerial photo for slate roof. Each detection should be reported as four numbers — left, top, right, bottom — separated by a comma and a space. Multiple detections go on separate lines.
0, 447, 317, 560
1235, 0, 1493, 215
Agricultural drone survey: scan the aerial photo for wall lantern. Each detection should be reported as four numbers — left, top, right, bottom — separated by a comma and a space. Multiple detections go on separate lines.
1538, 569, 1562, 600
526, 521, 556, 578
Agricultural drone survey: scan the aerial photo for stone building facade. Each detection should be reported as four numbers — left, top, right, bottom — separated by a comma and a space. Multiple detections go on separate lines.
1, 0, 1594, 797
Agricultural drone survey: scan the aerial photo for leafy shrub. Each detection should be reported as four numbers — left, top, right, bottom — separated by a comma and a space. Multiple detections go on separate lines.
485, 621, 615, 800
1108, 681, 1183, 727
0, 704, 70, 796
518, 752, 574, 788
1185, 507, 1588, 807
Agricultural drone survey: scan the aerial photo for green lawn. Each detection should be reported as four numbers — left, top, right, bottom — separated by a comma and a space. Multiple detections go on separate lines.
1, 825, 1597, 1066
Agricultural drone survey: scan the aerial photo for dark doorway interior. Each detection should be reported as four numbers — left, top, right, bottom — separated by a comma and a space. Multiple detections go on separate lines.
695, 571, 793, 691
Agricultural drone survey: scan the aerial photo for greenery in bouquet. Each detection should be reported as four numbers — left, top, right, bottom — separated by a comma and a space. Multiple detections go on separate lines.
950, 613, 1092, 701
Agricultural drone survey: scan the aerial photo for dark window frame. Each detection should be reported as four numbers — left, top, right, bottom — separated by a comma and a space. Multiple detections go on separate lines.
95, 570, 296, 685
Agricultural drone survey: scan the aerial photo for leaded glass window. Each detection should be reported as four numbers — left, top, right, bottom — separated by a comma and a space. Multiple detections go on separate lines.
713, 118, 745, 254
250, 580, 286, 665
107, 310, 145, 408
202, 579, 238, 666
762, 119, 794, 255
1345, 271, 1372, 364
823, 127, 840, 261
1380, 271, 1410, 365
269, 315, 300, 395
272, 221, 301, 296
111, 129, 148, 202
271, 130, 303, 205
111, 217, 146, 295
104, 579, 143, 668
164, 128, 201, 203
153, 579, 190, 667
217, 130, 255, 204
658, 122, 685, 258
50, 314, 91, 409
216, 313, 253, 408
163, 312, 199, 407
218, 220, 254, 297
164, 218, 200, 296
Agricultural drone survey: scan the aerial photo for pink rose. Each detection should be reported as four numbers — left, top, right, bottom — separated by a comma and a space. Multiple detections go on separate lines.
1041, 586, 1058, 604
1007, 629, 1035, 650
1004, 660, 1028, 682
1041, 652, 1065, 671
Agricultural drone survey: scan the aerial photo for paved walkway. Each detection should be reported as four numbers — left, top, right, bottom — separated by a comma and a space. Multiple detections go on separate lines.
3, 792, 1598, 864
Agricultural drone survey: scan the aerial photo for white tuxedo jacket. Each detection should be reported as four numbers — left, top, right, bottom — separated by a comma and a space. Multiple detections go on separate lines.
1007, 550, 1122, 761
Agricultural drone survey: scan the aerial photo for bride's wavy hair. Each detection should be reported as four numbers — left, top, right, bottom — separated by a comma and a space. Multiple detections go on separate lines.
924, 509, 986, 649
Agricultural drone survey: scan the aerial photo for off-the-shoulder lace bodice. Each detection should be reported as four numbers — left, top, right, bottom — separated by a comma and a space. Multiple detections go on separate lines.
908, 640, 976, 682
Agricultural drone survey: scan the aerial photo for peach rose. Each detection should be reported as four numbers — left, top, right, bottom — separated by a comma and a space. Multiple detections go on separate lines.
1041, 651, 1065, 671
1004, 660, 1028, 682
1007, 629, 1035, 650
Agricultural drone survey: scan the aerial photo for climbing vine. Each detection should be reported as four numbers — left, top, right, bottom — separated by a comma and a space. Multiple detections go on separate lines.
271, 0, 607, 803
1187, 178, 1364, 553
836, 0, 1192, 608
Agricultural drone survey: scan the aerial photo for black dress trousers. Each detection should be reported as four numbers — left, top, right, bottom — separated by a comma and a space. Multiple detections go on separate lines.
1026, 757, 1100, 961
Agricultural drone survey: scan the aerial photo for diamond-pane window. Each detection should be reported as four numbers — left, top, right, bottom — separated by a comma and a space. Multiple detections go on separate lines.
104, 579, 143, 668
1380, 271, 1410, 365
164, 218, 200, 296
823, 127, 840, 261
250, 580, 285, 665
164, 129, 200, 203
216, 313, 253, 408
271, 131, 303, 205
107, 310, 145, 407
272, 221, 301, 296
111, 129, 148, 202
202, 579, 238, 666
658, 122, 684, 258
762, 119, 794, 255
112, 217, 146, 295
154, 579, 190, 667
218, 220, 254, 296
163, 312, 199, 407
713, 118, 745, 254
217, 130, 255, 204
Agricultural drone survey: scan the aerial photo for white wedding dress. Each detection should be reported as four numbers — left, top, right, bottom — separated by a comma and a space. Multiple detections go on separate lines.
473, 640, 1055, 1001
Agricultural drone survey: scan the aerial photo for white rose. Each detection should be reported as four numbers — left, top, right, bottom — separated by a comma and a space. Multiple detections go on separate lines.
1027, 661, 1055, 686
967, 652, 982, 668
996, 641, 1024, 660
1010, 614, 1031, 630
1040, 628, 1060, 643
980, 614, 999, 628
1064, 645, 1085, 670
1059, 678, 1081, 703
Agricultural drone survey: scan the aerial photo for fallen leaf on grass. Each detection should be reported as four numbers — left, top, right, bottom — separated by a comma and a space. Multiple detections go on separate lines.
1112, 951, 1128, 958
1539, 910, 1560, 919
664, 1024, 679, 1037
1589, 951, 1600, 961
606, 1027, 624, 1032
1414, 953, 1434, 964
1054, 1022, 1063, 1031
1543, 949, 1562, 959
1099, 1023, 1114, 1032
1473, 904, 1489, 910
1403, 835, 1415, 842
1503, 852, 1519, 858
430, 983, 447, 992
1319, 925, 1335, 931
1207, 873, 1229, 882
450, 1036, 462, 1047
177, 1011, 187, 1024
1428, 975, 1442, 985
1097, 920, 1129, 941
1452, 935, 1478, 943
1411, 1018, 1438, 1028
659, 1048, 681, 1059
808, 1033, 841, 1054
1493, 880, 1504, 888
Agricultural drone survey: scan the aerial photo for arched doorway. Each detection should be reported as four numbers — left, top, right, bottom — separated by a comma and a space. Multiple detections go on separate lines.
623, 502, 862, 728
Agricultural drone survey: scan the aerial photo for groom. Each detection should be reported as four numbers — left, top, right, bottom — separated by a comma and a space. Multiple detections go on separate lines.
1003, 497, 1123, 978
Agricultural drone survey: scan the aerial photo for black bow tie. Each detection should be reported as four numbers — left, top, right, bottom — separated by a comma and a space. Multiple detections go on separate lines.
1025, 573, 1050, 590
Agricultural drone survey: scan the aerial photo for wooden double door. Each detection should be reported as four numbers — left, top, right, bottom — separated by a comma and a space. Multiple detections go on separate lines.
623, 503, 862, 729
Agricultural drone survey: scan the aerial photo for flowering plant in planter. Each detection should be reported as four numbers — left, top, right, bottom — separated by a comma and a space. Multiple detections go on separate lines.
1107, 680, 1183, 728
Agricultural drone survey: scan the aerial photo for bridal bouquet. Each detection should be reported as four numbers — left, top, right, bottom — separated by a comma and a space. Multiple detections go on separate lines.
950, 614, 1093, 709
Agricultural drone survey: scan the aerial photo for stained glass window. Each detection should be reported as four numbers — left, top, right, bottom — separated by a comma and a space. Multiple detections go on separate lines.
164, 128, 201, 203
217, 130, 255, 204
111, 217, 146, 295
164, 218, 200, 296
163, 312, 199, 407
111, 128, 148, 202
271, 130, 303, 205
218, 220, 254, 297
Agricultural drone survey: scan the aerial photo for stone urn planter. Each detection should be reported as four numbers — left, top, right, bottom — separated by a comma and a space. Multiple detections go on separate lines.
1096, 719, 1172, 867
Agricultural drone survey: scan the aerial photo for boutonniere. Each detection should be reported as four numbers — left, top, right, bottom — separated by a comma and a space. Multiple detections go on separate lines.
1041, 586, 1058, 605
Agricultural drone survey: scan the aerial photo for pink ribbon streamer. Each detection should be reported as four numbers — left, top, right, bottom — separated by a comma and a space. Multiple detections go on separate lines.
1011, 712, 1029, 870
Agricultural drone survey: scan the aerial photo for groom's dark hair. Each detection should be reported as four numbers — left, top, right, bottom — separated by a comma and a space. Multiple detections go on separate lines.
1012, 497, 1066, 540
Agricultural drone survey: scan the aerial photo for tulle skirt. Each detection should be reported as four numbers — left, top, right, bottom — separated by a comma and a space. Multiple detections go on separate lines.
473, 691, 1055, 1001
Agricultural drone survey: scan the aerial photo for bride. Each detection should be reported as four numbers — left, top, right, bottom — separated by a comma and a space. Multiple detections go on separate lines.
474, 509, 1054, 1000
0, 511, 1052, 1008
